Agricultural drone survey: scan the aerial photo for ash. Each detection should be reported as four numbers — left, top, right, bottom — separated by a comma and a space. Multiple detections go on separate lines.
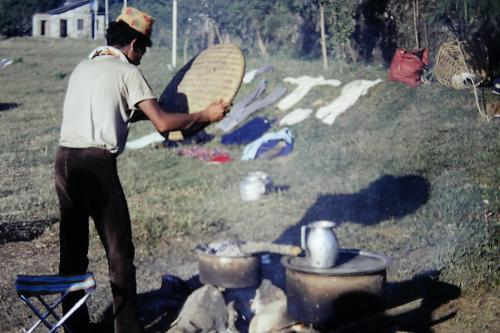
199, 239, 245, 256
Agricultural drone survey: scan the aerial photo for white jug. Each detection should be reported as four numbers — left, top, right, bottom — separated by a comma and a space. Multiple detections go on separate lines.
301, 220, 339, 268
239, 175, 266, 201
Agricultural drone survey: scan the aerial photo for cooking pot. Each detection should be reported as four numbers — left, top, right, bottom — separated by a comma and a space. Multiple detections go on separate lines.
281, 249, 391, 327
197, 251, 261, 288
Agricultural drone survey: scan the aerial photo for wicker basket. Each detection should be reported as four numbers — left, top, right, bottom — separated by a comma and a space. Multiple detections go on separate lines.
159, 43, 245, 140
435, 40, 488, 90
485, 97, 500, 119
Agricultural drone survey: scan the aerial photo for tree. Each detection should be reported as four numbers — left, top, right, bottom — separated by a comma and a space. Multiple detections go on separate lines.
321, 0, 358, 62
0, 0, 63, 37
422, 0, 500, 37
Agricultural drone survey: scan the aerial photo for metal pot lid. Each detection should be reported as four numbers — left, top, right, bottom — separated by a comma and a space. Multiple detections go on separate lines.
281, 249, 391, 276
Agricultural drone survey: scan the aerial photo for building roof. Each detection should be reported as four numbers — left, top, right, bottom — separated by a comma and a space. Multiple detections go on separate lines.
47, 0, 105, 15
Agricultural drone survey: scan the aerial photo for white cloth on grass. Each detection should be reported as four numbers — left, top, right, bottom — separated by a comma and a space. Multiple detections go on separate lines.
316, 79, 383, 125
125, 132, 164, 150
277, 76, 341, 111
0, 58, 13, 69
279, 108, 313, 126
243, 64, 274, 84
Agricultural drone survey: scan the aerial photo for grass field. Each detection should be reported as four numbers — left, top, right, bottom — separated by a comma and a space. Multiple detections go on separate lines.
0, 37, 498, 332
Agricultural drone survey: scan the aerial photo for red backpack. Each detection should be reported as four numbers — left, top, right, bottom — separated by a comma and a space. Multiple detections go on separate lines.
388, 48, 429, 87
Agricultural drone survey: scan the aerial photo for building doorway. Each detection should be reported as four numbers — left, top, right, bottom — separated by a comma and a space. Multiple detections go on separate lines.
40, 20, 47, 36
60, 19, 67, 38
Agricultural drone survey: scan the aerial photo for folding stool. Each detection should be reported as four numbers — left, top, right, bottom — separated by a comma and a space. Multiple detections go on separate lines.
15, 272, 96, 333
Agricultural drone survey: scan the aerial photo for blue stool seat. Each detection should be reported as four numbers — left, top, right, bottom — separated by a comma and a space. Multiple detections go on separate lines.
15, 272, 96, 333
16, 273, 96, 296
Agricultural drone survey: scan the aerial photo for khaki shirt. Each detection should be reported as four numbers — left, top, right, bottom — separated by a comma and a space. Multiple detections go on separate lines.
59, 56, 155, 154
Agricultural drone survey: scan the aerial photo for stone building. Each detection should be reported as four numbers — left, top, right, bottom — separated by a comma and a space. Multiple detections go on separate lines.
32, 1, 106, 39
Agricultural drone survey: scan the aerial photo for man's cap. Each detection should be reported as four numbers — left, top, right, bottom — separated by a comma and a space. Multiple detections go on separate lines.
116, 6, 155, 38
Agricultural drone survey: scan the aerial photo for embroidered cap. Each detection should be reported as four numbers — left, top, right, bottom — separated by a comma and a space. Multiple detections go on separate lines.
116, 6, 155, 38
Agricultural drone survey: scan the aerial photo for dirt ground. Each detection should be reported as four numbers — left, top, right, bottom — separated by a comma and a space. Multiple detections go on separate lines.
1, 213, 498, 333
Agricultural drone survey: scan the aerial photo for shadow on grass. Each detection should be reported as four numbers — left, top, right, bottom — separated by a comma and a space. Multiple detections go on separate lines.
380, 270, 461, 333
276, 174, 430, 244
0, 102, 20, 112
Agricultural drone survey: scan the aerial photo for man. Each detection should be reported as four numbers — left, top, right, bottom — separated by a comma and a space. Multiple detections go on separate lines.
55, 7, 229, 333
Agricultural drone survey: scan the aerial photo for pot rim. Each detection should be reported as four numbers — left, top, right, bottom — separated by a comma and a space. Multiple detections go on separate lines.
281, 248, 391, 276
195, 244, 254, 258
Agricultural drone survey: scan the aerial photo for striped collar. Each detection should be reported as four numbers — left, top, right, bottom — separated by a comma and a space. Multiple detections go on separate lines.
88, 46, 129, 63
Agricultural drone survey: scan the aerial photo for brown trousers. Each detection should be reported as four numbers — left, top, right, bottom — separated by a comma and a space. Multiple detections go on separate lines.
55, 147, 142, 333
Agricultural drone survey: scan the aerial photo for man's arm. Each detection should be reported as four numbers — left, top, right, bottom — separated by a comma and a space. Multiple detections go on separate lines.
137, 99, 229, 136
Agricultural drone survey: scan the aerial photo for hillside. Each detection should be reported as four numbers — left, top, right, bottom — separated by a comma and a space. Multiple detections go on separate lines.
0, 37, 498, 332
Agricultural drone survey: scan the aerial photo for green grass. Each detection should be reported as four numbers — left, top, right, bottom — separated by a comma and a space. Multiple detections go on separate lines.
0, 37, 498, 331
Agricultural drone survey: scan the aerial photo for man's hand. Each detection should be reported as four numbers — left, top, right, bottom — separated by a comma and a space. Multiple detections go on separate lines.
137, 98, 230, 135
202, 99, 230, 123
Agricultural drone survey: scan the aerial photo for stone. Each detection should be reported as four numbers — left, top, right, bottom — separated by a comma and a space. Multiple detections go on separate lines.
250, 279, 287, 314
249, 279, 296, 333
248, 299, 295, 333
168, 285, 229, 333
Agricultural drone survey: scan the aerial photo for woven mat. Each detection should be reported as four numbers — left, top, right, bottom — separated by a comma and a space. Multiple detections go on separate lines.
159, 43, 245, 140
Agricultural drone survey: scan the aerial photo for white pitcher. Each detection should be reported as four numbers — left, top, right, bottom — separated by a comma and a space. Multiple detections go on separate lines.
239, 175, 266, 201
301, 220, 339, 268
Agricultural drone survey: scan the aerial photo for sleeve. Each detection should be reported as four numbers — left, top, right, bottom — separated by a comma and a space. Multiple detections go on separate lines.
123, 67, 156, 111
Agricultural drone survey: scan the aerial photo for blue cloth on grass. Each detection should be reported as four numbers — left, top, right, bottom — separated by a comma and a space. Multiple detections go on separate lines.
255, 138, 294, 159
242, 128, 294, 160
221, 117, 272, 145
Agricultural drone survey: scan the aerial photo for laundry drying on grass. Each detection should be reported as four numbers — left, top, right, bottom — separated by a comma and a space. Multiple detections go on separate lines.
0, 58, 13, 69
277, 75, 341, 111
279, 108, 313, 126
243, 64, 274, 84
242, 127, 294, 161
316, 79, 383, 125
125, 131, 165, 150
174, 146, 232, 164
217, 82, 287, 133
221, 116, 273, 145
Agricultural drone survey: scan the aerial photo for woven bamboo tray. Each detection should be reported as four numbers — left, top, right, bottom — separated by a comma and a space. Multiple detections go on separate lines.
435, 40, 488, 90
159, 43, 245, 140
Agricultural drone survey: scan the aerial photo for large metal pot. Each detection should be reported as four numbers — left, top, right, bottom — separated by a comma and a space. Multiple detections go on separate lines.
197, 251, 261, 288
281, 249, 390, 327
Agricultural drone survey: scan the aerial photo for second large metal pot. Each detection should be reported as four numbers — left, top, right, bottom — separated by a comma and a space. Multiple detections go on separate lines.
282, 249, 390, 327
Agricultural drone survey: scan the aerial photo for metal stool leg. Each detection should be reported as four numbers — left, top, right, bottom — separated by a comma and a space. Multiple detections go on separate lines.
48, 293, 90, 333
20, 295, 56, 333
37, 294, 73, 333
21, 292, 76, 333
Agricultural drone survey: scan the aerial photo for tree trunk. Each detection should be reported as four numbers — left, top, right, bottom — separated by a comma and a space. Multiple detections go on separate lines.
346, 39, 358, 63
413, 0, 420, 49
255, 26, 269, 61
204, 18, 215, 48
172, 0, 178, 68
183, 25, 190, 64
320, 3, 328, 69
212, 20, 222, 44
